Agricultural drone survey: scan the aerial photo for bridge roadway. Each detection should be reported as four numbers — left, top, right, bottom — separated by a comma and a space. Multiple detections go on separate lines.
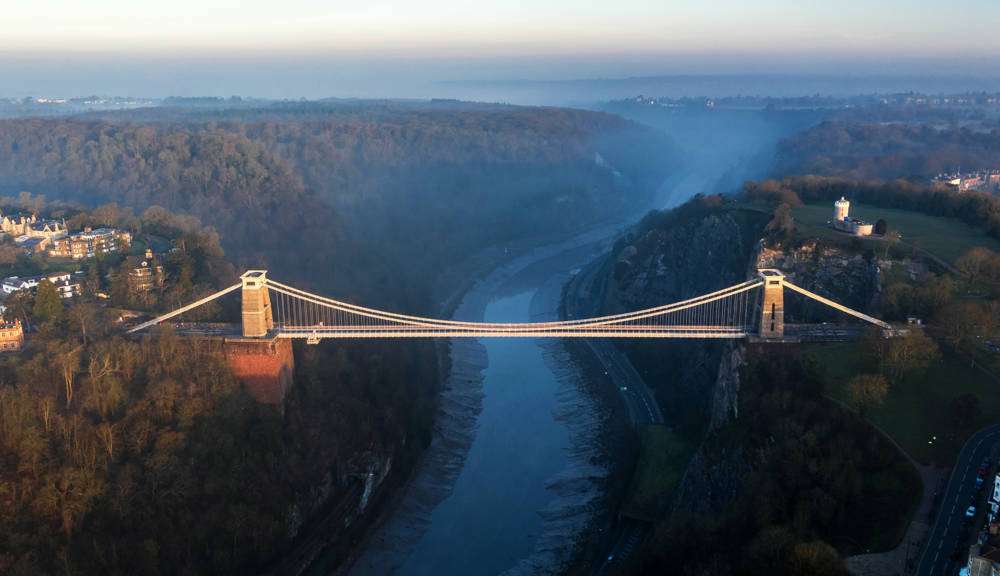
275, 326, 750, 339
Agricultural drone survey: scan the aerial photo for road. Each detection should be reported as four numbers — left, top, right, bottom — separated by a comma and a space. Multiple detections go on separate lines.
562, 253, 664, 574
917, 425, 1000, 576
564, 255, 664, 427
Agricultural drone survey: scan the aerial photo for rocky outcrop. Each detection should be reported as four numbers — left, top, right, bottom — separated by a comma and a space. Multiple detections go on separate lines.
670, 341, 751, 517
605, 211, 754, 433
610, 213, 746, 312
673, 238, 887, 518
757, 240, 880, 321
710, 343, 744, 430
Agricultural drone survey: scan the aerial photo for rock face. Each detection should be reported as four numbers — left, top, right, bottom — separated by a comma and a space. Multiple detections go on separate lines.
710, 343, 744, 430
610, 213, 747, 312
669, 341, 751, 517
756, 240, 880, 322
673, 238, 886, 517
606, 211, 754, 432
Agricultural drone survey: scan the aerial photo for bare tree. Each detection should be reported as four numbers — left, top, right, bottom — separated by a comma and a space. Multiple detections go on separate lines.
60, 344, 84, 409
848, 373, 889, 415
956, 247, 994, 285
883, 327, 941, 383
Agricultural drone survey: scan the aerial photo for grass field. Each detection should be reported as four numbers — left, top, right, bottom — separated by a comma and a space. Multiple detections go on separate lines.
805, 341, 1000, 466
624, 424, 695, 518
793, 202, 1000, 266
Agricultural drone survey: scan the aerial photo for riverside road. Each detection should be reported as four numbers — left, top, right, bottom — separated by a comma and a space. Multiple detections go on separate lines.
563, 253, 663, 574
917, 425, 1000, 576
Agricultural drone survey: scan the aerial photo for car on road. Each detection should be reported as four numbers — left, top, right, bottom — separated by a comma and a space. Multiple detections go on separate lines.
966, 505, 976, 518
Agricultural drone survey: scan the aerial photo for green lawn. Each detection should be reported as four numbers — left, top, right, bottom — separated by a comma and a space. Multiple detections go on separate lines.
623, 424, 695, 518
793, 202, 1000, 266
805, 341, 1000, 466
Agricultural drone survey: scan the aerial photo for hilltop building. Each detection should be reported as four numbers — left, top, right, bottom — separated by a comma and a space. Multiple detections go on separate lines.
832, 197, 873, 236
14, 236, 52, 254
26, 219, 67, 240
0, 212, 37, 236
1, 210, 69, 254
48, 227, 132, 260
127, 249, 164, 296
0, 319, 24, 351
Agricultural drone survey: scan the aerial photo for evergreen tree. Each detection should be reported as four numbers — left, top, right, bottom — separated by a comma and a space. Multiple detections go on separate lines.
33, 279, 63, 322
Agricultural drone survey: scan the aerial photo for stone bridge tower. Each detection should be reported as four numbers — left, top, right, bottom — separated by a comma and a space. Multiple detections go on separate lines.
241, 271, 274, 337
758, 269, 784, 339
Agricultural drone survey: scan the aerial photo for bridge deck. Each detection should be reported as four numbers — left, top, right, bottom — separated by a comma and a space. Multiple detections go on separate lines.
276, 326, 752, 338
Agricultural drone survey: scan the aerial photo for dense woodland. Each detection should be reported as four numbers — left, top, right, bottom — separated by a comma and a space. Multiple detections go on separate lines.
0, 102, 676, 575
772, 121, 1000, 182
635, 352, 919, 576
0, 102, 673, 308
0, 203, 439, 575
606, 195, 925, 576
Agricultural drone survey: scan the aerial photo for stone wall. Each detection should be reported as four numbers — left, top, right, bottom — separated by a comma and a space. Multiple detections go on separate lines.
208, 336, 295, 404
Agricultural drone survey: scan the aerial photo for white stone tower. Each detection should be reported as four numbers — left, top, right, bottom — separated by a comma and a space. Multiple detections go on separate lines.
834, 197, 850, 222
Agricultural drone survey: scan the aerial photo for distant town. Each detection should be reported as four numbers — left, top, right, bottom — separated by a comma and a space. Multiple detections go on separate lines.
618, 92, 1000, 110
933, 170, 1000, 193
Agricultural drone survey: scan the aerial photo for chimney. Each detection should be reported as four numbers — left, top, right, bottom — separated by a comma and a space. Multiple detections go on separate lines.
145, 249, 153, 259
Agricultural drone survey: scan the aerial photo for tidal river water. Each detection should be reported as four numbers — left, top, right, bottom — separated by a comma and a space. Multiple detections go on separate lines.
345, 163, 720, 575
337, 99, 816, 574
347, 225, 622, 576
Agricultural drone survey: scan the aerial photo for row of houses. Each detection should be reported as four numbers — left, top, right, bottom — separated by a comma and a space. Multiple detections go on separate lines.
934, 171, 1000, 193
2, 272, 81, 299
0, 246, 166, 354
1, 248, 163, 301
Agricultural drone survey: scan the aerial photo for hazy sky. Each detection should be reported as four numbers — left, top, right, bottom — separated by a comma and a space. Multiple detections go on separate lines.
3, 0, 1000, 100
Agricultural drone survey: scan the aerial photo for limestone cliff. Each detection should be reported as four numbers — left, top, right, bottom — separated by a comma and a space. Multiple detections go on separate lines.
673, 238, 885, 517
756, 240, 880, 322
604, 208, 757, 433
609, 212, 747, 312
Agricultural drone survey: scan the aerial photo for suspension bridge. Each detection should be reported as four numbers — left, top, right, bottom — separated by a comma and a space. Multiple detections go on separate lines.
126, 269, 891, 341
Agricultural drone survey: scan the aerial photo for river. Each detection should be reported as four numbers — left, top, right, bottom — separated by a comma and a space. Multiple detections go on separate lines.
348, 221, 622, 576
346, 164, 711, 575
344, 105, 806, 575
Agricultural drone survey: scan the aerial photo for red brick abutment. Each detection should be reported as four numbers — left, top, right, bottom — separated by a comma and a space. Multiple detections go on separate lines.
171, 330, 294, 404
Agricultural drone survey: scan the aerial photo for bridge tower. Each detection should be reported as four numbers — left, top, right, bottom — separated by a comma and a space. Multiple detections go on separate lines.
241, 271, 274, 337
758, 269, 784, 339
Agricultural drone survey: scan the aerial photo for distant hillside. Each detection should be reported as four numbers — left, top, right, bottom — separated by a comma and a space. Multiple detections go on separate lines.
0, 102, 674, 307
